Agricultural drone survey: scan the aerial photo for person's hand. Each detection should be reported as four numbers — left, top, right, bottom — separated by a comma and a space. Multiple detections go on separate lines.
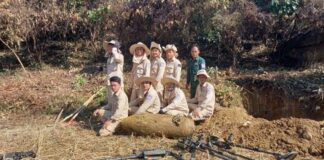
93, 109, 100, 117
192, 109, 200, 118
103, 120, 112, 129
112, 47, 118, 54
186, 84, 190, 89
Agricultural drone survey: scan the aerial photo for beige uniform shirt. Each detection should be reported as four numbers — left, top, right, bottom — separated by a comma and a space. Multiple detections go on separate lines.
164, 57, 182, 82
162, 87, 189, 116
188, 82, 215, 117
131, 57, 151, 86
130, 87, 161, 114
106, 50, 124, 85
151, 57, 166, 92
103, 89, 129, 121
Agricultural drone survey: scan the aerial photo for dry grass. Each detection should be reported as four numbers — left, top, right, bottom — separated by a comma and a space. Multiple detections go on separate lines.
0, 114, 274, 160
0, 67, 323, 159
0, 66, 107, 113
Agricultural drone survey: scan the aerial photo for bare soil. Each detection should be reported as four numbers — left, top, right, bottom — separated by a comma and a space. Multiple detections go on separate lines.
0, 67, 323, 160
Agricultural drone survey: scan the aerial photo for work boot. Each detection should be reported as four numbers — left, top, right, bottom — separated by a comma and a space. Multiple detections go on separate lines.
99, 128, 113, 136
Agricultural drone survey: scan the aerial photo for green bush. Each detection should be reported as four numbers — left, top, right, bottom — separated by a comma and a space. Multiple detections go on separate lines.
73, 74, 87, 90
87, 7, 109, 22
271, 0, 301, 15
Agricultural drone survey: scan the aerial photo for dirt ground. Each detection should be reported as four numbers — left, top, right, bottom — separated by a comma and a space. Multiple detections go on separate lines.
0, 67, 323, 160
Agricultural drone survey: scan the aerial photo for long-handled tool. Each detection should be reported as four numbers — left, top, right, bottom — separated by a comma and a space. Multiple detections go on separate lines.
209, 134, 298, 160
60, 87, 105, 125
177, 135, 237, 160
0, 151, 36, 160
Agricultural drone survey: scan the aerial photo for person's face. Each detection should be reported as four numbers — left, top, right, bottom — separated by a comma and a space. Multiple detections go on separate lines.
142, 81, 152, 91
198, 75, 207, 84
105, 44, 113, 53
191, 46, 200, 58
135, 47, 145, 57
110, 81, 121, 93
151, 48, 160, 59
165, 49, 175, 60
165, 83, 175, 92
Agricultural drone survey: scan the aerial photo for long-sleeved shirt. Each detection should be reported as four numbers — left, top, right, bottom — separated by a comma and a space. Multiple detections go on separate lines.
187, 82, 215, 117
186, 56, 205, 85
164, 57, 182, 82
105, 49, 124, 85
130, 86, 161, 114
151, 57, 166, 93
103, 89, 129, 121
187, 56, 206, 98
151, 57, 166, 82
131, 57, 151, 86
162, 87, 189, 115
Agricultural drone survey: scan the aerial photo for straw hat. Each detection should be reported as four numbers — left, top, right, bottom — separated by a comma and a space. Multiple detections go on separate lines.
135, 76, 158, 87
129, 42, 150, 55
161, 77, 181, 87
162, 44, 178, 57
103, 40, 120, 50
150, 41, 162, 52
196, 69, 210, 78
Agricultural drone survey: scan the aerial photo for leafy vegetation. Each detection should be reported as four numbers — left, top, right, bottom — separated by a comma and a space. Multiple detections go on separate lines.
73, 74, 87, 90
271, 0, 302, 15
214, 81, 244, 108
0, 0, 323, 69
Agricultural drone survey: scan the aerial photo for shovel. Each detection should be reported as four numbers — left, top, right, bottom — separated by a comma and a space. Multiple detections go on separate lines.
60, 87, 105, 125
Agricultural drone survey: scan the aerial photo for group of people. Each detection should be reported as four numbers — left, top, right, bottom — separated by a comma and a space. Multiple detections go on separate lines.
93, 40, 216, 136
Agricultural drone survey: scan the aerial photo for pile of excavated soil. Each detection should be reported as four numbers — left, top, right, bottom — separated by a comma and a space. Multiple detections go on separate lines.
203, 107, 324, 158
227, 65, 323, 120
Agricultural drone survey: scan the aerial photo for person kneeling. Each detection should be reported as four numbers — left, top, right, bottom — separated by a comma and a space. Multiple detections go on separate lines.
187, 69, 215, 121
129, 76, 161, 115
93, 76, 129, 136
160, 77, 189, 116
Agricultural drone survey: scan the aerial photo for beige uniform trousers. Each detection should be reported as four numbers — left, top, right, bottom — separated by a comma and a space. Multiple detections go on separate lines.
97, 109, 121, 135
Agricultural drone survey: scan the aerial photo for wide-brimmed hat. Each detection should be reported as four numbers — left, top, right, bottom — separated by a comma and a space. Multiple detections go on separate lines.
150, 41, 162, 52
103, 40, 120, 50
135, 76, 158, 86
129, 42, 150, 55
162, 44, 178, 57
196, 69, 210, 78
162, 77, 181, 87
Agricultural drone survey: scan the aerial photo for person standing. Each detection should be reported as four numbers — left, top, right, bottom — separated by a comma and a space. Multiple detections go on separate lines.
150, 42, 166, 99
186, 44, 206, 98
163, 44, 182, 82
129, 42, 151, 98
103, 40, 124, 95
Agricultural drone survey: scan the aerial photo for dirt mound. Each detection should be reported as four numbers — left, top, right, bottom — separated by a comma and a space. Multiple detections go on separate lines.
204, 107, 324, 158
232, 67, 324, 120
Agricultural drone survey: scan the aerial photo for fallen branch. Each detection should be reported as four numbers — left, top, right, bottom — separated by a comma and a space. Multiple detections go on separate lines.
0, 38, 27, 73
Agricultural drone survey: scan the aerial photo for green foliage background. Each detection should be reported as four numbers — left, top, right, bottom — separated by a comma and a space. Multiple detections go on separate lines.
0, 0, 323, 69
